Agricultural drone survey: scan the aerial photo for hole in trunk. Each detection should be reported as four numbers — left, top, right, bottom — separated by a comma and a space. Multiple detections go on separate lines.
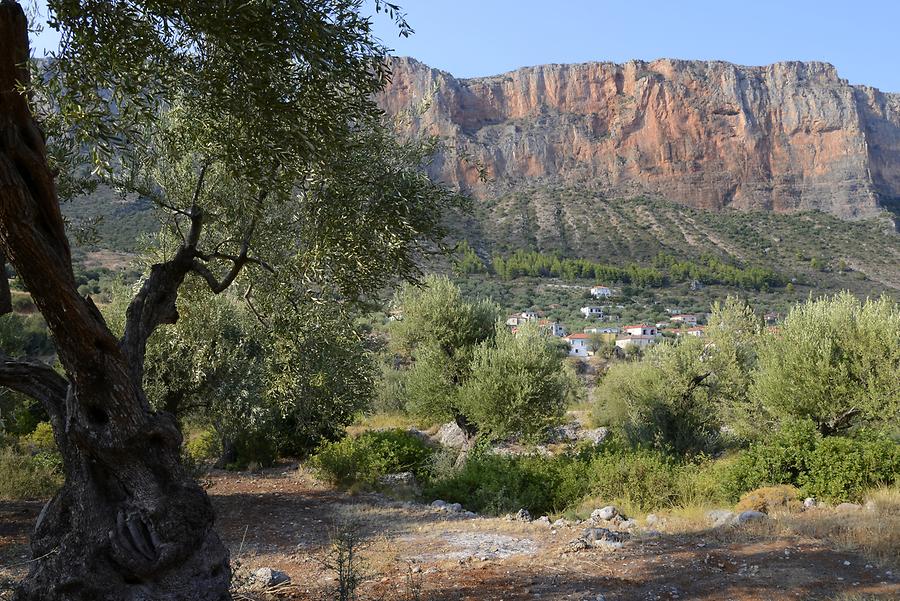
85, 405, 109, 425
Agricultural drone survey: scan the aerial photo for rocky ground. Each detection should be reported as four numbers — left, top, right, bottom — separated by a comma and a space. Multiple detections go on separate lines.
2, 464, 897, 601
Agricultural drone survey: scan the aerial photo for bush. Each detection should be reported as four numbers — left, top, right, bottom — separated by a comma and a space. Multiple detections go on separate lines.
0, 446, 63, 500
312, 429, 434, 488
184, 428, 222, 467
586, 446, 682, 511
725, 420, 900, 503
800, 435, 900, 502
735, 485, 800, 514
424, 452, 582, 516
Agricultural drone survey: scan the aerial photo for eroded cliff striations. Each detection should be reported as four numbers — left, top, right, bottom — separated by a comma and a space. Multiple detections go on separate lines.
381, 57, 900, 219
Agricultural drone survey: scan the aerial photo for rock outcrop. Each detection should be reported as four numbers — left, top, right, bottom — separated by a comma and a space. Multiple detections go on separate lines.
381, 57, 900, 219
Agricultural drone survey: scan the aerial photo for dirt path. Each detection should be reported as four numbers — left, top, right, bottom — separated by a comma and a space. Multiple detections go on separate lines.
2, 466, 898, 600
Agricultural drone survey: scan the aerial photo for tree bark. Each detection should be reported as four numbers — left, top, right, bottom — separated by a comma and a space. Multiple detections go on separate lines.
0, 2, 231, 599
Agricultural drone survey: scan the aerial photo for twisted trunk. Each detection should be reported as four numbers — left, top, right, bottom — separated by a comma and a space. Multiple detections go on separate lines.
0, 2, 230, 599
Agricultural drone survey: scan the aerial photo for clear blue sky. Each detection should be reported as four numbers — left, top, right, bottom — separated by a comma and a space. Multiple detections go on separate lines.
30, 0, 900, 92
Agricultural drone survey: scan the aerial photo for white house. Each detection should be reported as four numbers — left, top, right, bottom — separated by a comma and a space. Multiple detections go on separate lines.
538, 319, 567, 337
563, 333, 592, 356
680, 326, 705, 337
580, 306, 603, 319
520, 310, 539, 321
590, 285, 612, 298
671, 314, 698, 326
615, 335, 656, 350
622, 324, 658, 337
585, 326, 618, 335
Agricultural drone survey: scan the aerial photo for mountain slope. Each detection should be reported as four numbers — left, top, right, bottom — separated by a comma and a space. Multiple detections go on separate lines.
382, 57, 900, 220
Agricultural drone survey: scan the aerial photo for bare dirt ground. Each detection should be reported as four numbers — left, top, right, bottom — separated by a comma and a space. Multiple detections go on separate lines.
2, 465, 898, 600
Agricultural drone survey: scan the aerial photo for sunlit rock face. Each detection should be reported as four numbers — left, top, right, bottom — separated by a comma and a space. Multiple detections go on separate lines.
381, 57, 900, 220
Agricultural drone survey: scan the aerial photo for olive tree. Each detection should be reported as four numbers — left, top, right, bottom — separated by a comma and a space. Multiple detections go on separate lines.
0, 1, 453, 599
392, 275, 498, 435
751, 292, 900, 436
460, 323, 572, 441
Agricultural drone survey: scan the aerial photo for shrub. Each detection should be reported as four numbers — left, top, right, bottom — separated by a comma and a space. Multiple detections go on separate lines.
587, 447, 681, 510
312, 429, 434, 488
459, 324, 572, 441
184, 428, 222, 466
0, 446, 63, 500
735, 485, 800, 514
423, 452, 579, 516
21, 421, 56, 453
725, 420, 900, 503
800, 435, 900, 502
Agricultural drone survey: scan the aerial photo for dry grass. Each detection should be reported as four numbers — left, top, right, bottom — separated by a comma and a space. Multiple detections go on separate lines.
773, 486, 900, 569
347, 412, 433, 436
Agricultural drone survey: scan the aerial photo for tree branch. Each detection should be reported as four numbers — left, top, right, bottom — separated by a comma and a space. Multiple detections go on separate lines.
0, 352, 68, 412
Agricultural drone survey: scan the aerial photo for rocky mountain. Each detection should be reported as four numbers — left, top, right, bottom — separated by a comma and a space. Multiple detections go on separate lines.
381, 57, 900, 221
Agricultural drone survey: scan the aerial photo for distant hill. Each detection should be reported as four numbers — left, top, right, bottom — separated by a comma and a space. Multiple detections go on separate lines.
454, 188, 900, 297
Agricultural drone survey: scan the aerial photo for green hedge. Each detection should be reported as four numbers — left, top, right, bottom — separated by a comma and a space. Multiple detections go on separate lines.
311, 429, 434, 487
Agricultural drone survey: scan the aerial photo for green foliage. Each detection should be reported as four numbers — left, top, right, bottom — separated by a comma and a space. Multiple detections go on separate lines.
801, 434, 899, 502
485, 249, 782, 290
593, 337, 724, 455
0, 446, 63, 500
459, 324, 571, 440
424, 452, 578, 516
586, 445, 683, 510
751, 293, 900, 435
453, 240, 488, 275
183, 429, 222, 467
312, 429, 434, 487
725, 420, 900, 502
393, 275, 499, 424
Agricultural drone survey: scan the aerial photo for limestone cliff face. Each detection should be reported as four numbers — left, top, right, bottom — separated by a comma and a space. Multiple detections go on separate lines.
381, 57, 900, 219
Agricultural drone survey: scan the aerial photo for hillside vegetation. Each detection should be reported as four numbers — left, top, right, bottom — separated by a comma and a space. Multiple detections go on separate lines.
460, 187, 900, 297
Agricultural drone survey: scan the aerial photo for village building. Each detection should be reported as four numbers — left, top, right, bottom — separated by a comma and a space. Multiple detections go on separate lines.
580, 306, 603, 319
615, 335, 656, 350
563, 333, 592, 356
680, 326, 706, 337
671, 314, 698, 326
590, 285, 612, 298
538, 319, 567, 337
622, 323, 658, 337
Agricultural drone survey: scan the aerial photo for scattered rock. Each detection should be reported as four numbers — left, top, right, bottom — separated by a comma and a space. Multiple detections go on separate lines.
573, 527, 631, 550
590, 505, 619, 521
619, 518, 637, 529
514, 508, 532, 522
535, 515, 551, 526
645, 513, 659, 526
435, 422, 469, 449
735, 510, 768, 524
552, 518, 571, 529
377, 471, 418, 488
430, 499, 464, 513
252, 567, 290, 588
430, 499, 447, 509
580, 428, 609, 445
803, 497, 817, 508
836, 503, 863, 511
707, 509, 736, 527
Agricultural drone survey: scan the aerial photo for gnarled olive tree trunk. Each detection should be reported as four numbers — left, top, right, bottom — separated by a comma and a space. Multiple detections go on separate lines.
0, 3, 230, 599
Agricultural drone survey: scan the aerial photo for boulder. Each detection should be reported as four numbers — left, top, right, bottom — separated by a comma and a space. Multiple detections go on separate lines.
706, 509, 736, 527
514, 508, 532, 522
552, 518, 571, 529
735, 510, 768, 524
803, 497, 817, 508
579, 527, 630, 549
590, 505, 618, 521
435, 422, 469, 449
535, 515, 551, 526
252, 567, 290, 588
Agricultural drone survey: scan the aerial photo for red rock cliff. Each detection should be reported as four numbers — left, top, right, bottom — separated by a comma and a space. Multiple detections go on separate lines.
381, 57, 900, 219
